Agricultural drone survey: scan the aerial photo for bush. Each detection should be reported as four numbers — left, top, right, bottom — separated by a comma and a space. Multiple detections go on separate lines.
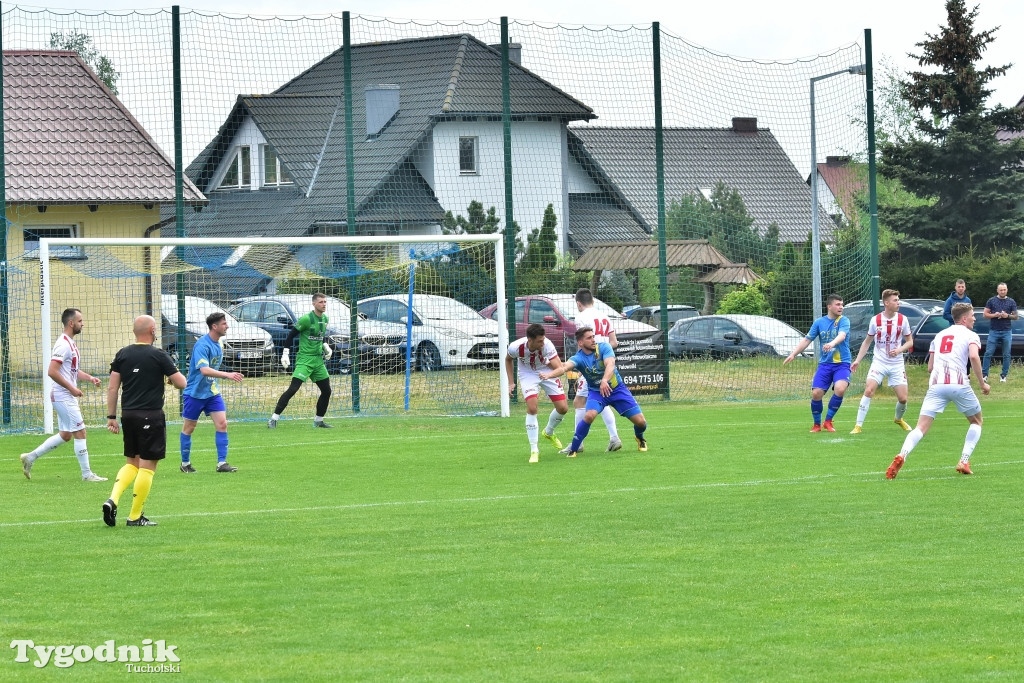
716, 283, 772, 316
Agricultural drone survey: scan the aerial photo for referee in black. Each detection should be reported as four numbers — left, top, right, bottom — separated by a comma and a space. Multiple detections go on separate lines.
102, 315, 186, 527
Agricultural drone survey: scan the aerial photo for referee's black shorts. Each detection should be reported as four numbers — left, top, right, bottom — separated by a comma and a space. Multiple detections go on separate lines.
120, 409, 167, 461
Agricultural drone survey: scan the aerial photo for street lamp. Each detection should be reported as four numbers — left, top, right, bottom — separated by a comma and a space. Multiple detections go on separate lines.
810, 64, 866, 320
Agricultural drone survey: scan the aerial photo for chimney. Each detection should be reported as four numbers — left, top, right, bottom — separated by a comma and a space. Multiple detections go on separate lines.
731, 117, 757, 134
365, 84, 400, 138
825, 155, 852, 166
489, 42, 522, 65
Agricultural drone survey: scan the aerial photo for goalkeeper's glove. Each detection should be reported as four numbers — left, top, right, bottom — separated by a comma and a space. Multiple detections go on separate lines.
322, 342, 333, 361
280, 347, 291, 370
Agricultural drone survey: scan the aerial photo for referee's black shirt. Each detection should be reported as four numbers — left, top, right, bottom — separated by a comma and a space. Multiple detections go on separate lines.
110, 343, 179, 410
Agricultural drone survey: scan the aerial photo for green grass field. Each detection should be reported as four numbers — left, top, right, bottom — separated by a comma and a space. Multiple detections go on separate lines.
2, 383, 1023, 680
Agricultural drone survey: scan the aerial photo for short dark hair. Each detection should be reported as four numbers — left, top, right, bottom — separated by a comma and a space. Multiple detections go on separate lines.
575, 326, 593, 342
61, 308, 81, 326
526, 323, 546, 339
826, 294, 844, 306
575, 288, 594, 306
312, 292, 326, 303
206, 311, 226, 329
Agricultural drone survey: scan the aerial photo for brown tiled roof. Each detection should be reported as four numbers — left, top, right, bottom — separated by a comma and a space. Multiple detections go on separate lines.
3, 50, 205, 204
816, 158, 866, 221
571, 239, 731, 271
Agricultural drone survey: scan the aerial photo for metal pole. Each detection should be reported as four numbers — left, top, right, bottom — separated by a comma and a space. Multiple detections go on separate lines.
653, 22, 669, 400
0, 1, 12, 424
810, 77, 822, 322
343, 11, 360, 413
865, 29, 881, 313
172, 5, 187, 425
501, 18, 517, 405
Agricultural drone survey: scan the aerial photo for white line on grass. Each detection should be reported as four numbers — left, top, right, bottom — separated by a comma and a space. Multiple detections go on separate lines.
4, 460, 1023, 529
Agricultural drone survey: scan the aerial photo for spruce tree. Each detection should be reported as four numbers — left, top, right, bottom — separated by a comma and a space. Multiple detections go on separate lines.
880, 0, 1024, 263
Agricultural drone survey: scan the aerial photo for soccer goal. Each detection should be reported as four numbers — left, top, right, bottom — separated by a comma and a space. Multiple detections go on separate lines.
31, 235, 509, 433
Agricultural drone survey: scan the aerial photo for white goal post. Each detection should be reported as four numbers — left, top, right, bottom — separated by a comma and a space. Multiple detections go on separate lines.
38, 234, 509, 433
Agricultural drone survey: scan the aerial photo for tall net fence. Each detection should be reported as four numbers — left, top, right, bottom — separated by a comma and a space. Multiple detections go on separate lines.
1, 7, 872, 432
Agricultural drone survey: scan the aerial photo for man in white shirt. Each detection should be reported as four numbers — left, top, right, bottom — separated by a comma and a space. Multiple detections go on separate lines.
562, 288, 622, 453
886, 303, 990, 479
506, 323, 569, 463
21, 308, 106, 481
850, 289, 914, 433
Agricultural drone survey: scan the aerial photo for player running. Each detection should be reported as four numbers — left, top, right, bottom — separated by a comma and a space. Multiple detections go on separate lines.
268, 292, 334, 428
540, 326, 648, 457
21, 307, 106, 482
850, 289, 914, 433
886, 302, 990, 479
506, 323, 569, 463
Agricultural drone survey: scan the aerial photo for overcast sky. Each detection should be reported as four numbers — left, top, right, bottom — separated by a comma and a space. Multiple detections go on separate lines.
18, 0, 1023, 108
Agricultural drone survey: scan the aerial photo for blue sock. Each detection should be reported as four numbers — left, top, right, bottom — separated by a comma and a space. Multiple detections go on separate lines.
215, 431, 229, 463
180, 432, 191, 463
826, 395, 844, 421
634, 423, 646, 441
570, 420, 593, 452
811, 399, 823, 425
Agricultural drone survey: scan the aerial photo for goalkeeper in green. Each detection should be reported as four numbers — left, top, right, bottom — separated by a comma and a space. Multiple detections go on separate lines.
268, 292, 334, 428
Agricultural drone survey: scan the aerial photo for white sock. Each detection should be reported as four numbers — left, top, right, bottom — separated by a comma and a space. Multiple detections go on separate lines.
271, 413, 281, 421
962, 424, 982, 461
900, 427, 924, 458
575, 407, 585, 429
600, 406, 619, 439
895, 401, 907, 421
74, 438, 91, 476
545, 409, 565, 435
30, 433, 66, 460
526, 413, 539, 448
856, 396, 871, 426
314, 416, 323, 423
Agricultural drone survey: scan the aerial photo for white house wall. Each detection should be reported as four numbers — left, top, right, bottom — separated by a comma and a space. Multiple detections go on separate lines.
213, 117, 267, 190
432, 119, 566, 248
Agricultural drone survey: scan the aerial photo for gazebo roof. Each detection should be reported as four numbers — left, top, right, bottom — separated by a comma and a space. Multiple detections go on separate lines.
571, 239, 730, 271
691, 263, 763, 285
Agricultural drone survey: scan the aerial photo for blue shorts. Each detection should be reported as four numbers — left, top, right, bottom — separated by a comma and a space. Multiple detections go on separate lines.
182, 394, 227, 421
812, 362, 851, 391
585, 382, 643, 419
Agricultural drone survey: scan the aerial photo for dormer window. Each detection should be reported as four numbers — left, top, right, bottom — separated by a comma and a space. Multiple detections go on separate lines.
263, 146, 292, 187
220, 146, 251, 189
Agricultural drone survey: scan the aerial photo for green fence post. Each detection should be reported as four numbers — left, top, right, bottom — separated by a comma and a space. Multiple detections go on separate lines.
344, 11, 360, 413
653, 22, 670, 400
865, 29, 880, 312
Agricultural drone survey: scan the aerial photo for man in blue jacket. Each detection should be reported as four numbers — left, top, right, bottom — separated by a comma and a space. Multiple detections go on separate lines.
943, 279, 971, 324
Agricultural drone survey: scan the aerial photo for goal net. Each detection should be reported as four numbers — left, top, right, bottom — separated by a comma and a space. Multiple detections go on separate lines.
22, 235, 508, 433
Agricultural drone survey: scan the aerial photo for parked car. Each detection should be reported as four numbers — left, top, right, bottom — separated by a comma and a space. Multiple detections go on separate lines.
668, 314, 812, 359
842, 300, 933, 354
479, 293, 659, 358
628, 304, 699, 328
228, 294, 406, 374
357, 294, 501, 371
160, 294, 276, 374
901, 298, 945, 315
910, 309, 1024, 361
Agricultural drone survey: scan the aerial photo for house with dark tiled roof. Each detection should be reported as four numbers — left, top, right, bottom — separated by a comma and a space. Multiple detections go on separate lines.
569, 118, 823, 244
2, 50, 207, 372
182, 33, 651, 294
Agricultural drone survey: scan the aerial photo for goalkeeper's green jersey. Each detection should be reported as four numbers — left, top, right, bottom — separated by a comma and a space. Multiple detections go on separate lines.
295, 311, 328, 359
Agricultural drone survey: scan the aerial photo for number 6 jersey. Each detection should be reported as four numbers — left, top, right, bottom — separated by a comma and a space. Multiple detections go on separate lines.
929, 324, 981, 386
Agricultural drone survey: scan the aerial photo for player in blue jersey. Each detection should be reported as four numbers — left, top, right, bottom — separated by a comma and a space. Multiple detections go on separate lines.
539, 326, 648, 457
784, 294, 851, 432
179, 312, 243, 473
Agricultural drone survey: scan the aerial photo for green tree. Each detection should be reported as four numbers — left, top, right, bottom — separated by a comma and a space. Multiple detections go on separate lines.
520, 204, 558, 271
879, 0, 1024, 263
441, 200, 500, 235
49, 31, 120, 95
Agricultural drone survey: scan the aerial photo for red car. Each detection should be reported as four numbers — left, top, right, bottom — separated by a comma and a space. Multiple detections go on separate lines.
480, 293, 659, 358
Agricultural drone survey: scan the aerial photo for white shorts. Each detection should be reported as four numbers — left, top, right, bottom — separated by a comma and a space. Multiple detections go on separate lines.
519, 371, 566, 402
54, 399, 85, 433
575, 376, 590, 398
919, 384, 981, 418
867, 362, 908, 388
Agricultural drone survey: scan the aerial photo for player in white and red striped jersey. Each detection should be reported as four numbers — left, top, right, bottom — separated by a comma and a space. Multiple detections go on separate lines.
886, 302, 990, 479
850, 289, 914, 433
20, 308, 106, 482
506, 323, 569, 463
568, 288, 622, 453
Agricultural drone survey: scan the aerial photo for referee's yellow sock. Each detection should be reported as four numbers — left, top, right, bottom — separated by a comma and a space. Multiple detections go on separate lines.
128, 468, 154, 521
110, 464, 139, 506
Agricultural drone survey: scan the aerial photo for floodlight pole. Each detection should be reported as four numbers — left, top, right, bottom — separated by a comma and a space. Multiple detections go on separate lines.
809, 64, 866, 321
